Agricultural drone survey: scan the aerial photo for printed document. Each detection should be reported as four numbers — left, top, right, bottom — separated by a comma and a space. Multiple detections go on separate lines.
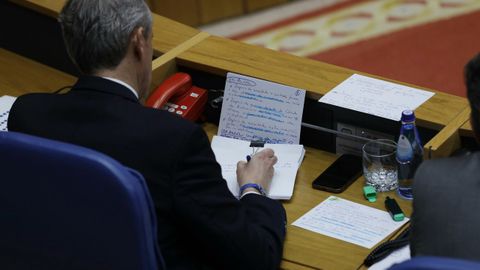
211, 135, 305, 200
218, 72, 306, 144
319, 74, 434, 121
0, 95, 17, 131
292, 196, 409, 248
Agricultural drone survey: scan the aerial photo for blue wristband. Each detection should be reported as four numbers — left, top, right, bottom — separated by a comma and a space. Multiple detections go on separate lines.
239, 183, 266, 196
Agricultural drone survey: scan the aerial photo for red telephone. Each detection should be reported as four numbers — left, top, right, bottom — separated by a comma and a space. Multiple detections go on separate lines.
146, 72, 208, 122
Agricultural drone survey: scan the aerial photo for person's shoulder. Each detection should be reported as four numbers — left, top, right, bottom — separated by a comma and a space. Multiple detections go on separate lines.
137, 106, 208, 143
11, 92, 56, 110
15, 92, 54, 101
415, 152, 480, 187
419, 151, 480, 170
141, 106, 198, 130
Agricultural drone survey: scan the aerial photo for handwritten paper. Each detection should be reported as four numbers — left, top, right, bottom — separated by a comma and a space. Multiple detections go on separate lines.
319, 74, 435, 121
292, 196, 409, 249
218, 72, 306, 144
0, 96, 17, 131
211, 135, 305, 200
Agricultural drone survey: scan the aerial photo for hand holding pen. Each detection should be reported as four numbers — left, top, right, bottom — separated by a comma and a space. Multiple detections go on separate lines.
237, 148, 278, 196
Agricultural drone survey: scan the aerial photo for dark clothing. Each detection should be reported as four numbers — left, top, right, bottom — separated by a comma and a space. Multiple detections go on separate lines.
8, 76, 286, 270
410, 151, 480, 261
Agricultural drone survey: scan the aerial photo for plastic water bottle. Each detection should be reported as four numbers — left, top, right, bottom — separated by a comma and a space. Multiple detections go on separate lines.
396, 110, 423, 199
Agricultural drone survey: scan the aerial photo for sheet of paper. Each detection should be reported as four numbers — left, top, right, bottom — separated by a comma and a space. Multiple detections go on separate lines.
218, 72, 306, 144
211, 135, 305, 200
292, 196, 409, 249
0, 96, 17, 131
319, 74, 435, 121
369, 245, 411, 270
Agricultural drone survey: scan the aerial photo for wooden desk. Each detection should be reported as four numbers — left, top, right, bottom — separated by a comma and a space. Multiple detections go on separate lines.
6, 1, 470, 269
0, 48, 76, 97
205, 123, 411, 270
178, 35, 469, 130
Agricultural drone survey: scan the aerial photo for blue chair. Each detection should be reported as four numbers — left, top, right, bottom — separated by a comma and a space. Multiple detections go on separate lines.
0, 131, 164, 270
389, 256, 480, 270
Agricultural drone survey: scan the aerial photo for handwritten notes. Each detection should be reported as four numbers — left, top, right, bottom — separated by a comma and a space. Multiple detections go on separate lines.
0, 96, 17, 131
292, 196, 409, 249
319, 74, 435, 121
218, 72, 306, 144
211, 135, 305, 200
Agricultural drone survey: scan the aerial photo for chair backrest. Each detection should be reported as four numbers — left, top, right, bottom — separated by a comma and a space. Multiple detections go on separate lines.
389, 256, 480, 270
0, 131, 164, 270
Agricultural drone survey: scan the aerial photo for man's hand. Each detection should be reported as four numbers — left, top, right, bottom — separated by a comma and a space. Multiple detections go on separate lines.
236, 148, 278, 195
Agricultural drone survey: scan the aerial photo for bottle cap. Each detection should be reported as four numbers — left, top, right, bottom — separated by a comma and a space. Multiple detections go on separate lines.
401, 110, 415, 122
363, 186, 377, 202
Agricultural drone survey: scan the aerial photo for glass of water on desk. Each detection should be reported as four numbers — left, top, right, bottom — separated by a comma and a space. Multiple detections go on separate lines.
362, 139, 398, 192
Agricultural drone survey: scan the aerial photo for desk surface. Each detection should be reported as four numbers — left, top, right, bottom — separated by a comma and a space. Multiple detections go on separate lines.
204, 123, 411, 270
0, 48, 76, 97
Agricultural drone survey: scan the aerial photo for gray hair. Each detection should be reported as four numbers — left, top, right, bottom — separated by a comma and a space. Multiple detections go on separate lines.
59, 0, 152, 74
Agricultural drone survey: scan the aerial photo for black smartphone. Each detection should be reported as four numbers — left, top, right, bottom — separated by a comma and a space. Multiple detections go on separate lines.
312, 154, 363, 193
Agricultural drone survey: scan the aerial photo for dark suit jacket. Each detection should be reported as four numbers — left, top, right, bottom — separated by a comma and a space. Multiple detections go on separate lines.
8, 76, 286, 270
410, 151, 480, 261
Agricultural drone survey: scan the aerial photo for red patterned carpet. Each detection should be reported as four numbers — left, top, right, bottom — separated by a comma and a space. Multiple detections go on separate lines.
231, 0, 480, 97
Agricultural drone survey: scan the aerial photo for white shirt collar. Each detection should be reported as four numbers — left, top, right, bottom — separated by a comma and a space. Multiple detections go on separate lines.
102, 77, 139, 99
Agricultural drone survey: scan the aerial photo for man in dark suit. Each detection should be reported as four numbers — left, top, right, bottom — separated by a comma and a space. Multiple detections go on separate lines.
8, 0, 286, 269
410, 53, 480, 261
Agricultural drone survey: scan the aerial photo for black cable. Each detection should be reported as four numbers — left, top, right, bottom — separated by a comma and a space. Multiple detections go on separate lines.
363, 225, 411, 267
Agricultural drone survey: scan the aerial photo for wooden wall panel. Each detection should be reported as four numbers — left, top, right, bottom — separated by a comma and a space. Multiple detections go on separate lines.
198, 0, 244, 24
245, 0, 288, 13
147, 0, 200, 26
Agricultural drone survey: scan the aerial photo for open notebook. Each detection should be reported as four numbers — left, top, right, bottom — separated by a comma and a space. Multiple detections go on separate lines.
211, 135, 305, 200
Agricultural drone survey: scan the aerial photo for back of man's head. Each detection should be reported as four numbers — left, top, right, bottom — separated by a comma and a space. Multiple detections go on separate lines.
465, 53, 480, 138
58, 0, 152, 75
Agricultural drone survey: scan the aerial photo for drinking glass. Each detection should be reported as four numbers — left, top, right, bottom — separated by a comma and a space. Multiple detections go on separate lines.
362, 139, 398, 192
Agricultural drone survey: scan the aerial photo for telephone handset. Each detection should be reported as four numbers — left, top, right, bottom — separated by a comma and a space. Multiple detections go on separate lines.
146, 72, 207, 122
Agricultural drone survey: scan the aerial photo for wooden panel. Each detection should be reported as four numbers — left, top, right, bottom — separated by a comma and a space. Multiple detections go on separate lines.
9, 0, 200, 56
0, 48, 76, 97
178, 36, 469, 130
9, 0, 64, 17
280, 260, 317, 270
198, 0, 244, 24
151, 13, 201, 55
245, 0, 288, 13
147, 0, 200, 27
460, 118, 474, 137
423, 107, 470, 159
149, 31, 210, 98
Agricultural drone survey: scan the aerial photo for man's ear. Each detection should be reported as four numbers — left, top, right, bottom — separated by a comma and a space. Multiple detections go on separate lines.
132, 27, 146, 60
